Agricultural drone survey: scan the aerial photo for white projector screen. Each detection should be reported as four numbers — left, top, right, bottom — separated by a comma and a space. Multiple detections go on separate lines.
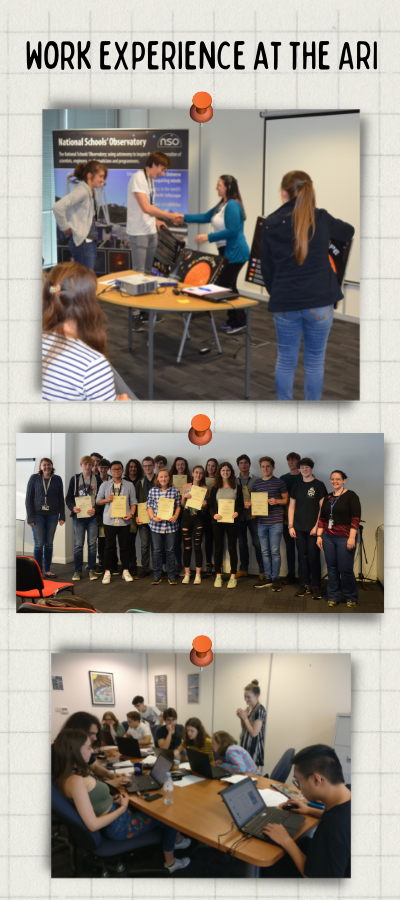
263, 111, 360, 284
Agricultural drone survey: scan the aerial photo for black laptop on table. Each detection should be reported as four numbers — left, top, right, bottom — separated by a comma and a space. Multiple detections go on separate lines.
219, 777, 305, 842
186, 747, 231, 780
116, 735, 141, 757
126, 751, 173, 793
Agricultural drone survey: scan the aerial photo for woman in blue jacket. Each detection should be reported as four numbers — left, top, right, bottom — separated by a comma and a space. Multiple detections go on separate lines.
25, 458, 65, 576
183, 175, 250, 333
261, 170, 355, 401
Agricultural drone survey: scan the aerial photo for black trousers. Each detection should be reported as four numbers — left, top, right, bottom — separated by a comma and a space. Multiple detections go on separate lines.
217, 248, 246, 327
212, 522, 238, 575
104, 524, 130, 572
181, 510, 204, 568
98, 535, 118, 569
203, 510, 214, 565
282, 523, 297, 576
295, 530, 321, 587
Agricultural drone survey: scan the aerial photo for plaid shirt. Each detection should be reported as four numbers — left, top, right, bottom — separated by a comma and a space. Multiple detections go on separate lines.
222, 745, 259, 775
147, 486, 181, 533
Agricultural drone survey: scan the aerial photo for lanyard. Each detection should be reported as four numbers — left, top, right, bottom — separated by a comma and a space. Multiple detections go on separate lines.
112, 482, 122, 496
330, 486, 345, 516
42, 475, 52, 502
80, 475, 93, 496
143, 169, 154, 205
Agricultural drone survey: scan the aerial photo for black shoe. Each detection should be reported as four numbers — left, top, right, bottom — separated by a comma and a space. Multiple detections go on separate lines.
135, 569, 150, 579
111, 568, 120, 576
281, 574, 297, 585
255, 578, 273, 589
295, 584, 311, 597
312, 586, 322, 599
129, 565, 137, 576
206, 563, 213, 575
95, 565, 104, 575
272, 578, 282, 592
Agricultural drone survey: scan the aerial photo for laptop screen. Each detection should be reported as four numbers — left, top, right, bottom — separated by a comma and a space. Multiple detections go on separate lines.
151, 752, 172, 785
222, 779, 265, 828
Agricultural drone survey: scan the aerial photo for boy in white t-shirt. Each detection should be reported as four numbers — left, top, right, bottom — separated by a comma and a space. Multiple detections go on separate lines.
125, 711, 154, 746
127, 151, 182, 275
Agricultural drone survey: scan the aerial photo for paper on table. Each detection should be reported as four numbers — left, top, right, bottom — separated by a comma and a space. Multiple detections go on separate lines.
142, 755, 157, 766
173, 774, 205, 787
178, 762, 192, 770
113, 766, 135, 775
251, 492, 269, 516
173, 474, 187, 493
218, 498, 235, 523
113, 760, 136, 768
137, 502, 149, 524
186, 484, 207, 511
257, 788, 286, 807
220, 774, 258, 784
110, 495, 127, 518
74, 495, 93, 519
157, 497, 175, 520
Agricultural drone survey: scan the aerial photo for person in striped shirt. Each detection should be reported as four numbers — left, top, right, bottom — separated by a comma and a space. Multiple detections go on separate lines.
251, 457, 289, 592
42, 262, 129, 401
147, 468, 181, 585
211, 732, 259, 775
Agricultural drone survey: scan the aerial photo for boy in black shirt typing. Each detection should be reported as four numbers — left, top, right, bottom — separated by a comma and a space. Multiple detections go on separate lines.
263, 743, 351, 878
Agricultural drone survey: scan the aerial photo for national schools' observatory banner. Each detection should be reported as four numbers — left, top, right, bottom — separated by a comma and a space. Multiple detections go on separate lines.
52, 128, 189, 230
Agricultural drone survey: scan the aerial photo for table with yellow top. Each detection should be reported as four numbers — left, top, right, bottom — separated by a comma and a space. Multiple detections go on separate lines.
96, 271, 259, 400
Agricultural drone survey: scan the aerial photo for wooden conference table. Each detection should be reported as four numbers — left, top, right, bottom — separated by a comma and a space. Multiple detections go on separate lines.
102, 748, 316, 878
96, 271, 259, 401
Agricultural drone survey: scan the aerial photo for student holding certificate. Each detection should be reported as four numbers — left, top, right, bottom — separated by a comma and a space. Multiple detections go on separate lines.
235, 454, 265, 582
208, 463, 244, 589
96, 461, 137, 585
169, 457, 192, 576
251, 457, 289, 592
180, 465, 209, 585
203, 458, 219, 575
147, 469, 181, 585
66, 456, 101, 582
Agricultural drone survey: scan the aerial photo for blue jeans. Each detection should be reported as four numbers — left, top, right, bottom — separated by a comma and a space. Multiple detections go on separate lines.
273, 305, 334, 400
322, 532, 358, 603
258, 521, 283, 579
238, 518, 264, 573
103, 802, 177, 851
31, 514, 59, 573
139, 524, 153, 572
73, 516, 98, 572
151, 531, 176, 582
68, 236, 97, 271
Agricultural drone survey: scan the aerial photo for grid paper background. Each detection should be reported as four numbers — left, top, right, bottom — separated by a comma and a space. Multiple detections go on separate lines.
1, 0, 399, 896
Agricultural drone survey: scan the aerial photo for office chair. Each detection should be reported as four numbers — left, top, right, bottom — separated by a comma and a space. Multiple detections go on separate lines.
269, 748, 295, 784
16, 556, 74, 601
51, 783, 166, 877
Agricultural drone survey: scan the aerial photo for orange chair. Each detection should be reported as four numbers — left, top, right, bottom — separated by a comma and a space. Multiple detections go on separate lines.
16, 556, 75, 602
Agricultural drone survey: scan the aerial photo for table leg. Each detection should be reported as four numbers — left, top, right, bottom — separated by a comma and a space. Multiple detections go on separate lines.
245, 862, 260, 878
148, 311, 154, 400
209, 312, 222, 354
245, 307, 251, 399
177, 313, 192, 364
128, 308, 133, 352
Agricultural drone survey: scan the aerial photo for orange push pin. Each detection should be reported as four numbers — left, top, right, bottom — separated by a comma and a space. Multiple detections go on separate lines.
188, 413, 212, 446
190, 635, 213, 669
190, 92, 213, 123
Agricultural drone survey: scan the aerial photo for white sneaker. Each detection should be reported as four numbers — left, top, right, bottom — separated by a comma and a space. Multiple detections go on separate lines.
102, 571, 111, 584
122, 570, 133, 582
174, 835, 191, 850
182, 573, 190, 584
193, 574, 201, 585
165, 856, 190, 873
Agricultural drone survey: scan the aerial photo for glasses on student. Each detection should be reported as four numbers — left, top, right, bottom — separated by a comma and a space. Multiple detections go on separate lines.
292, 777, 300, 789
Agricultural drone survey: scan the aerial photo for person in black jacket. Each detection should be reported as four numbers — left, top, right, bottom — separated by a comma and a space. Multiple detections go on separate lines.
261, 170, 355, 401
208, 462, 244, 589
25, 458, 65, 576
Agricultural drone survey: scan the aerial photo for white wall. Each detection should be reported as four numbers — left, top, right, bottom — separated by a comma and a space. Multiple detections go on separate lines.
51, 652, 351, 776
50, 652, 147, 740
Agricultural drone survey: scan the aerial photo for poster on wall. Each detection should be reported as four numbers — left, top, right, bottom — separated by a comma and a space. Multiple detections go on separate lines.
187, 673, 199, 703
89, 671, 115, 706
52, 676, 63, 691
155, 675, 168, 710
51, 129, 189, 269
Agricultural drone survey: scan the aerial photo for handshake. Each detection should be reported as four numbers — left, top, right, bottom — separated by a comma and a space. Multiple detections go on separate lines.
167, 213, 185, 226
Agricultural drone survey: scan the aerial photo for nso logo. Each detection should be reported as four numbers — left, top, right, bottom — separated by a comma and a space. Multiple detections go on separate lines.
157, 132, 182, 149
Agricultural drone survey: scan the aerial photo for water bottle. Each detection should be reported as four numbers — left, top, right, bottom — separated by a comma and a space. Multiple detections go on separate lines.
163, 772, 174, 805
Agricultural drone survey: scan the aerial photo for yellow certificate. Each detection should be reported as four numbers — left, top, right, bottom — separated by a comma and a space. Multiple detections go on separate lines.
137, 502, 149, 524
217, 498, 235, 523
251, 492, 269, 516
173, 474, 187, 493
242, 485, 251, 504
157, 497, 175, 520
74, 495, 93, 519
205, 477, 215, 489
110, 495, 127, 518
186, 484, 207, 511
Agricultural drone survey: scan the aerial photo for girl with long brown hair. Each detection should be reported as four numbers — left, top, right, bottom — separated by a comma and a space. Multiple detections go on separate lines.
52, 159, 107, 270
42, 262, 128, 401
208, 462, 244, 589
180, 465, 208, 585
261, 170, 355, 401
175, 717, 215, 763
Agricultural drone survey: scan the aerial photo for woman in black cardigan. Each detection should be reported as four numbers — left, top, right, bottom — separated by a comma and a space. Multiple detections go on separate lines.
261, 170, 355, 401
208, 462, 244, 589
317, 470, 361, 608
25, 458, 65, 576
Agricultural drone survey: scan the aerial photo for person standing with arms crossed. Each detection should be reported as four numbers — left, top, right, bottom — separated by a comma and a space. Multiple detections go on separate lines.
280, 452, 302, 585
288, 458, 327, 600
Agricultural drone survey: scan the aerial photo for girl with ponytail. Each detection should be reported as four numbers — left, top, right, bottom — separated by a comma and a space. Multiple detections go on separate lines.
261, 170, 355, 401
52, 159, 107, 271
